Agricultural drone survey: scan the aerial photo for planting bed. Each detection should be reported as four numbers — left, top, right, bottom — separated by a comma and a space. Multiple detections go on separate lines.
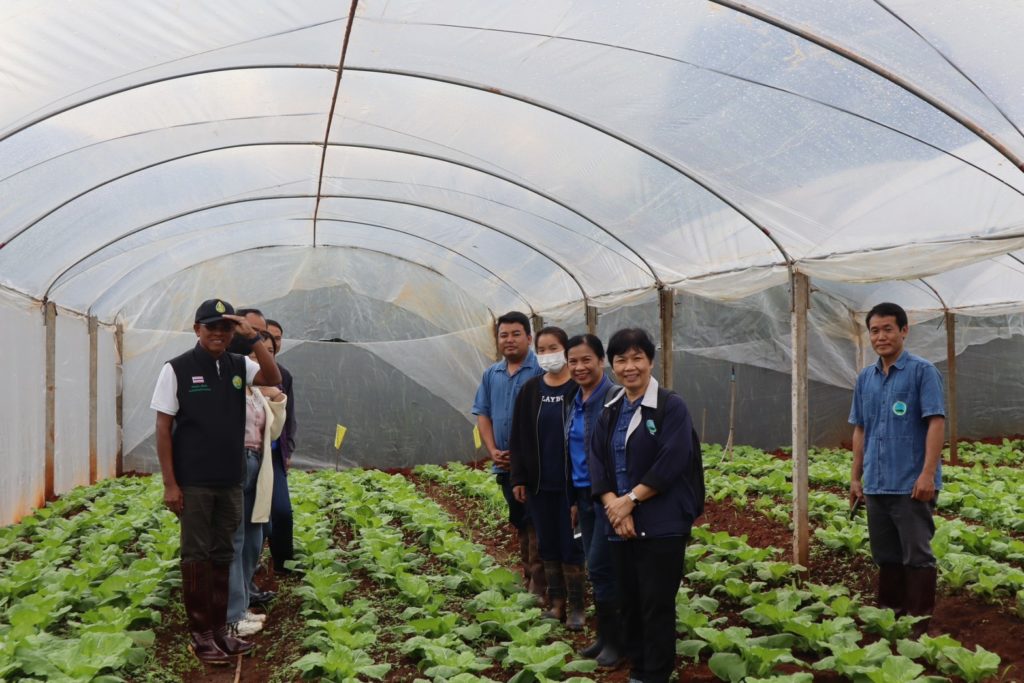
0, 443, 1021, 682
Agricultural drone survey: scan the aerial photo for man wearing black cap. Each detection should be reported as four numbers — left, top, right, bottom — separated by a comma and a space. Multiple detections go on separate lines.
151, 298, 281, 665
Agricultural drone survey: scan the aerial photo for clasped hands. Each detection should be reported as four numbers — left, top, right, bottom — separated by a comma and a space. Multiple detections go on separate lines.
604, 494, 637, 539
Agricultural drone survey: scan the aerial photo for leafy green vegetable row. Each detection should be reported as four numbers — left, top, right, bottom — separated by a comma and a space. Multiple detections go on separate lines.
431, 458, 1004, 682
1, 476, 179, 682
347, 468, 599, 683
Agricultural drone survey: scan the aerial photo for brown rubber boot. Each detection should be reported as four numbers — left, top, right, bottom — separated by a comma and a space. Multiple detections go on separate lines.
563, 564, 586, 631
181, 560, 232, 665
541, 561, 566, 621
526, 525, 547, 601
905, 566, 937, 637
877, 563, 906, 615
517, 528, 531, 587
210, 562, 255, 657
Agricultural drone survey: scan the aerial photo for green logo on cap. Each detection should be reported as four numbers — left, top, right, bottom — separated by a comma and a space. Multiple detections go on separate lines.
892, 400, 907, 417
232, 375, 243, 390
215, 301, 226, 313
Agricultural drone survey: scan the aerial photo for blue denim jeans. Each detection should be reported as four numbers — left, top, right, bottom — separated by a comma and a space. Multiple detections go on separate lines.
576, 486, 617, 603
227, 449, 263, 623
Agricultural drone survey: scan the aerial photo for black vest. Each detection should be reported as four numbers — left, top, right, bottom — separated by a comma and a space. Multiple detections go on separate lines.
168, 344, 247, 487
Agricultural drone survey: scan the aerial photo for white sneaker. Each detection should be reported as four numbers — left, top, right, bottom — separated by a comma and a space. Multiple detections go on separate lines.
244, 610, 267, 623
230, 619, 263, 637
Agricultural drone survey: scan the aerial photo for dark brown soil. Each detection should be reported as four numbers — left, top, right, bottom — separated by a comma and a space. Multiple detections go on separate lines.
701, 499, 1024, 682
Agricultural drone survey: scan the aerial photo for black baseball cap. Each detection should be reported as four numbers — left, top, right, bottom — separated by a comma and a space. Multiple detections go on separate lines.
195, 299, 236, 325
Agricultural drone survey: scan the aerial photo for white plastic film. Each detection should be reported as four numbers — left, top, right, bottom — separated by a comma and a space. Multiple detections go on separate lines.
0, 290, 46, 525
54, 309, 90, 495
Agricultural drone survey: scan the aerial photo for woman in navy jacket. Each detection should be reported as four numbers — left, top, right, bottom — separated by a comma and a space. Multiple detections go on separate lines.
589, 328, 700, 683
509, 327, 585, 628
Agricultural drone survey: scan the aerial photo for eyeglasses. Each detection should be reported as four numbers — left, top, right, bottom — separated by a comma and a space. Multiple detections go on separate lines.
201, 321, 236, 332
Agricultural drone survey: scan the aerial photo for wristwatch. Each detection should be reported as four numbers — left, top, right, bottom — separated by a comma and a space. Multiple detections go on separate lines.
627, 491, 640, 505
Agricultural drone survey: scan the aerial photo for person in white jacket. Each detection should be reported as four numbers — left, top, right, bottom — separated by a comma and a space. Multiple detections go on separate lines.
226, 316, 287, 636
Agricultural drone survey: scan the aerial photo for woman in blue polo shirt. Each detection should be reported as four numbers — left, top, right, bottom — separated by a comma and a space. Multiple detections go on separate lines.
565, 334, 621, 666
589, 328, 700, 683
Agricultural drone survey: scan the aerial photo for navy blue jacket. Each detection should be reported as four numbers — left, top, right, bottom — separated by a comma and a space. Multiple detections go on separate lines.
588, 379, 699, 539
509, 376, 580, 494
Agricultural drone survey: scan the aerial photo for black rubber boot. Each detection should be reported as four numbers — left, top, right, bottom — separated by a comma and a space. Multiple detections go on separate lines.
564, 564, 586, 631
905, 565, 937, 637
877, 563, 906, 615
594, 600, 625, 668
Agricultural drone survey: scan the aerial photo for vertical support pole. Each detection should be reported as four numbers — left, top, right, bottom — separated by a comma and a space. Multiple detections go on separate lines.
115, 322, 124, 477
586, 305, 598, 335
530, 314, 544, 336
945, 312, 958, 466
659, 287, 674, 389
88, 316, 98, 485
44, 301, 57, 501
791, 272, 810, 568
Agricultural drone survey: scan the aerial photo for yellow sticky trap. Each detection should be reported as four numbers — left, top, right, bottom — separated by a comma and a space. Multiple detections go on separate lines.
334, 424, 347, 449
473, 425, 482, 450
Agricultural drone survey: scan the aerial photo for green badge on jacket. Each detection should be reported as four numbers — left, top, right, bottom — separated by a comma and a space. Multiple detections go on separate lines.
232, 375, 243, 390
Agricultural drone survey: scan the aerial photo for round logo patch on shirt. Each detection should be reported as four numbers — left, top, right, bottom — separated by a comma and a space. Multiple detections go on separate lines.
892, 400, 907, 417
232, 375, 243, 390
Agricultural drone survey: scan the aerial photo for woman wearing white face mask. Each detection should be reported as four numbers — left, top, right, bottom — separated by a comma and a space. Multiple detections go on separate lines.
510, 327, 586, 628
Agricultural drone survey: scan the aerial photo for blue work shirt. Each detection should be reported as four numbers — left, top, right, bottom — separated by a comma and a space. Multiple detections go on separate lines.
472, 351, 544, 473
849, 351, 945, 495
568, 375, 613, 488
612, 394, 644, 496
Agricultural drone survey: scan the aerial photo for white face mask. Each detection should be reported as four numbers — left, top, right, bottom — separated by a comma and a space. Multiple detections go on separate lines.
538, 351, 567, 374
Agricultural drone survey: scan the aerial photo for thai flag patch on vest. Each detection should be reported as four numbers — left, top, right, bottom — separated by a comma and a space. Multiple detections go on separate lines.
192, 376, 205, 384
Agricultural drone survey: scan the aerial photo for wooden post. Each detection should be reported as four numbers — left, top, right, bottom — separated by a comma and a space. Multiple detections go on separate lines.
44, 301, 57, 501
725, 366, 737, 457
945, 312, 958, 466
791, 272, 810, 568
586, 305, 598, 335
530, 314, 544, 336
115, 322, 124, 476
88, 316, 98, 484
659, 287, 674, 389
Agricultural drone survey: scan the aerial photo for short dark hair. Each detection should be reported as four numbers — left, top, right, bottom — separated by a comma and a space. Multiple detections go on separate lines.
567, 333, 605, 360
607, 327, 656, 362
237, 307, 264, 318
496, 311, 531, 335
535, 326, 569, 355
866, 302, 908, 330
266, 319, 283, 333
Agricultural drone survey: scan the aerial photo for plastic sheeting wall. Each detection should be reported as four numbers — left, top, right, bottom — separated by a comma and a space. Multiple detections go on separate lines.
54, 311, 89, 496
0, 291, 46, 526
126, 339, 481, 473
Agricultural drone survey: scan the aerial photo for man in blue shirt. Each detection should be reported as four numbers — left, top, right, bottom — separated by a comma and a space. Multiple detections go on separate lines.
849, 302, 945, 631
472, 311, 545, 597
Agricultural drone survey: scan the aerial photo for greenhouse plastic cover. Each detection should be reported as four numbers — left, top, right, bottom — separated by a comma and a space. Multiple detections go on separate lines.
3, 1, 1024, 520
